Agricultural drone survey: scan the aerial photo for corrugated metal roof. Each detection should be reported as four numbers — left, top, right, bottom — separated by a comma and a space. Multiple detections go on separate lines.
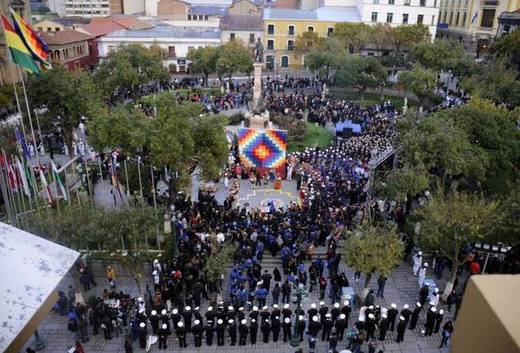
104, 25, 221, 39
263, 6, 361, 22
190, 5, 229, 15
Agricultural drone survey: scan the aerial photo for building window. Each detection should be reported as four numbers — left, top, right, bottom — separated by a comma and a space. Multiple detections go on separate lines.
455, 12, 460, 25
267, 39, 274, 50
288, 25, 295, 35
431, 15, 435, 25
204, 15, 208, 20
443, 11, 447, 22
288, 40, 294, 51
388, 0, 394, 4
480, 9, 495, 28
250, 33, 255, 44
449, 11, 453, 24
199, 15, 204, 20
434, 0, 437, 7
404, 0, 410, 5
417, 14, 424, 24
281, 56, 289, 68
374, 0, 379, 4
420, 0, 426, 6
187, 14, 191, 20
266, 55, 274, 70
188, 46, 194, 52
38, 27, 43, 31
230, 33, 235, 41
168, 46, 176, 57
47, 27, 52, 31
55, 27, 60, 31
307, 26, 314, 32
267, 24, 274, 35
386, 12, 393, 23
402, 13, 409, 24
462, 11, 467, 25
371, 12, 378, 22
327, 27, 333, 36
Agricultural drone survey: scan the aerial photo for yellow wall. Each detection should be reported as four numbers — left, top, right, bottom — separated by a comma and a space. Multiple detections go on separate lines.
34, 20, 65, 32
263, 19, 336, 69
229, 0, 261, 15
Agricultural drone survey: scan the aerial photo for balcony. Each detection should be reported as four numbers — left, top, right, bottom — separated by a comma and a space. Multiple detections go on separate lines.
483, 0, 499, 5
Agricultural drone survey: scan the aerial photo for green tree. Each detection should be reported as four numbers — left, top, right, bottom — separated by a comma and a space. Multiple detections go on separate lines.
343, 222, 404, 298
413, 191, 498, 295
216, 41, 253, 79
335, 56, 387, 100
398, 64, 437, 111
204, 238, 236, 294
369, 24, 396, 51
333, 23, 372, 53
88, 105, 149, 153
187, 46, 219, 86
490, 29, 520, 69
410, 40, 477, 77
393, 24, 429, 51
304, 37, 347, 81
294, 31, 326, 54
94, 44, 169, 100
462, 59, 520, 107
28, 64, 100, 154
492, 187, 520, 246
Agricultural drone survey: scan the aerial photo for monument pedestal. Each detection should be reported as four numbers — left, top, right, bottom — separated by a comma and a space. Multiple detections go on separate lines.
253, 62, 262, 107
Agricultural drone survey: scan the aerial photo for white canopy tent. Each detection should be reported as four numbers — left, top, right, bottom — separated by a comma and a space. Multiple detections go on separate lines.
0, 222, 80, 352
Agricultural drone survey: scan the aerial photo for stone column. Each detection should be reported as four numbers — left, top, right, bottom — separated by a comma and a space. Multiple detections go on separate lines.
253, 62, 262, 107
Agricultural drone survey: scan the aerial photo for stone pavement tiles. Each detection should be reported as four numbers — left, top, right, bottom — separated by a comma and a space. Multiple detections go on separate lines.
24, 250, 454, 353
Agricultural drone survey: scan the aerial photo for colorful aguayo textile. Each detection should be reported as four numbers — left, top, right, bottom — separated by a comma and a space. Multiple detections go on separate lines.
238, 128, 287, 168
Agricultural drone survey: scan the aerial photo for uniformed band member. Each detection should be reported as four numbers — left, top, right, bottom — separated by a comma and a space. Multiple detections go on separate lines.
228, 319, 237, 346
205, 320, 214, 346
261, 319, 271, 343
158, 323, 168, 350
138, 322, 147, 349
409, 302, 422, 330
396, 316, 407, 343
176, 321, 187, 347
282, 317, 292, 342
149, 310, 159, 335
216, 319, 225, 346
192, 319, 203, 347
250, 318, 258, 344
239, 319, 248, 345
388, 303, 398, 331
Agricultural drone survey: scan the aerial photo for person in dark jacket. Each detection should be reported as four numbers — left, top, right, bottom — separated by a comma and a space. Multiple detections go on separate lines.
158, 323, 168, 350
272, 283, 281, 305
138, 322, 147, 349
205, 320, 214, 346
282, 317, 292, 342
176, 321, 187, 347
250, 318, 258, 344
261, 319, 271, 343
124, 336, 133, 353
409, 303, 422, 330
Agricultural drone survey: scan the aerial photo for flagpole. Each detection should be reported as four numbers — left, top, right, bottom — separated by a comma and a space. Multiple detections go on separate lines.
0, 159, 16, 224
63, 164, 72, 204
137, 157, 144, 199
150, 165, 161, 250
3, 151, 21, 227
124, 157, 130, 197
11, 154, 27, 227
34, 109, 44, 156
71, 162, 81, 205
17, 67, 42, 169
15, 153, 30, 224
84, 158, 94, 211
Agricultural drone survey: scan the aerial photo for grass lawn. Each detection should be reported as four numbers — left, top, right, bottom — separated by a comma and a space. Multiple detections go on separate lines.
288, 122, 333, 152
330, 89, 418, 110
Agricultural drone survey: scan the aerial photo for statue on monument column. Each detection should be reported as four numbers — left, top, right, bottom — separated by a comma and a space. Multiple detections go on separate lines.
254, 38, 264, 63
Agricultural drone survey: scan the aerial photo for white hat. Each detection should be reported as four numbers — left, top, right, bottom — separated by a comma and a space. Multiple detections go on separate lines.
343, 300, 350, 306
228, 319, 234, 324
418, 251, 423, 256
253, 306, 259, 311
311, 303, 317, 309
151, 310, 157, 315
339, 314, 346, 319
424, 263, 429, 267
298, 315, 304, 321
431, 307, 437, 312
391, 303, 397, 308
320, 301, 325, 306
162, 323, 167, 329
238, 307, 244, 311
403, 304, 409, 309
416, 302, 421, 307
228, 306, 234, 311
172, 309, 178, 314
241, 319, 247, 325
334, 303, 340, 308
138, 297, 143, 302
140, 323, 145, 328
312, 316, 319, 322
262, 306, 268, 311
162, 309, 167, 315
251, 319, 256, 323
284, 318, 291, 324
382, 313, 388, 319
208, 306, 213, 311
368, 313, 375, 319
284, 304, 290, 309
273, 304, 279, 309
194, 320, 200, 325
194, 307, 200, 311
434, 288, 439, 293
439, 309, 444, 315
275, 316, 279, 320
178, 322, 184, 327
399, 316, 405, 320
326, 313, 332, 318
217, 319, 223, 324
368, 305, 374, 310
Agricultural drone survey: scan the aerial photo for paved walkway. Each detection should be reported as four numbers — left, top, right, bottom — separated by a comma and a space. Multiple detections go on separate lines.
23, 249, 455, 353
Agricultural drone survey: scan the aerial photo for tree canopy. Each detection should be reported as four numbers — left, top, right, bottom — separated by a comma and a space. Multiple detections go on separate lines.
215, 41, 253, 79
94, 44, 169, 100
304, 37, 347, 81
335, 56, 387, 98
294, 31, 326, 53
397, 64, 437, 109
187, 46, 219, 86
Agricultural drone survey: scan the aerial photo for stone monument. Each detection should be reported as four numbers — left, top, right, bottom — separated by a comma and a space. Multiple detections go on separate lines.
253, 38, 264, 107
246, 110, 270, 129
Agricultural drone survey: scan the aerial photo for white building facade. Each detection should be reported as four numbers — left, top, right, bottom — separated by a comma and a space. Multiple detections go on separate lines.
97, 24, 221, 72
357, 0, 440, 39
64, 0, 111, 17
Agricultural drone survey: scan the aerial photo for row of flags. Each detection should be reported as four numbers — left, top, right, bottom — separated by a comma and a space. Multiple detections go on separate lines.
1, 8, 51, 75
0, 154, 68, 204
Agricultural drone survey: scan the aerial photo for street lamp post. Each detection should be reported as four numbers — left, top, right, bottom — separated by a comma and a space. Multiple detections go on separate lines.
290, 283, 308, 347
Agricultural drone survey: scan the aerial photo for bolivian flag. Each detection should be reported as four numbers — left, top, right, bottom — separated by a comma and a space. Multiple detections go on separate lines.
1, 14, 40, 75
10, 8, 52, 70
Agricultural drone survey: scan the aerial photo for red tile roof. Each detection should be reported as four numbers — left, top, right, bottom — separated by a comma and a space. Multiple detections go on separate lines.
78, 21, 125, 37
42, 30, 93, 45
